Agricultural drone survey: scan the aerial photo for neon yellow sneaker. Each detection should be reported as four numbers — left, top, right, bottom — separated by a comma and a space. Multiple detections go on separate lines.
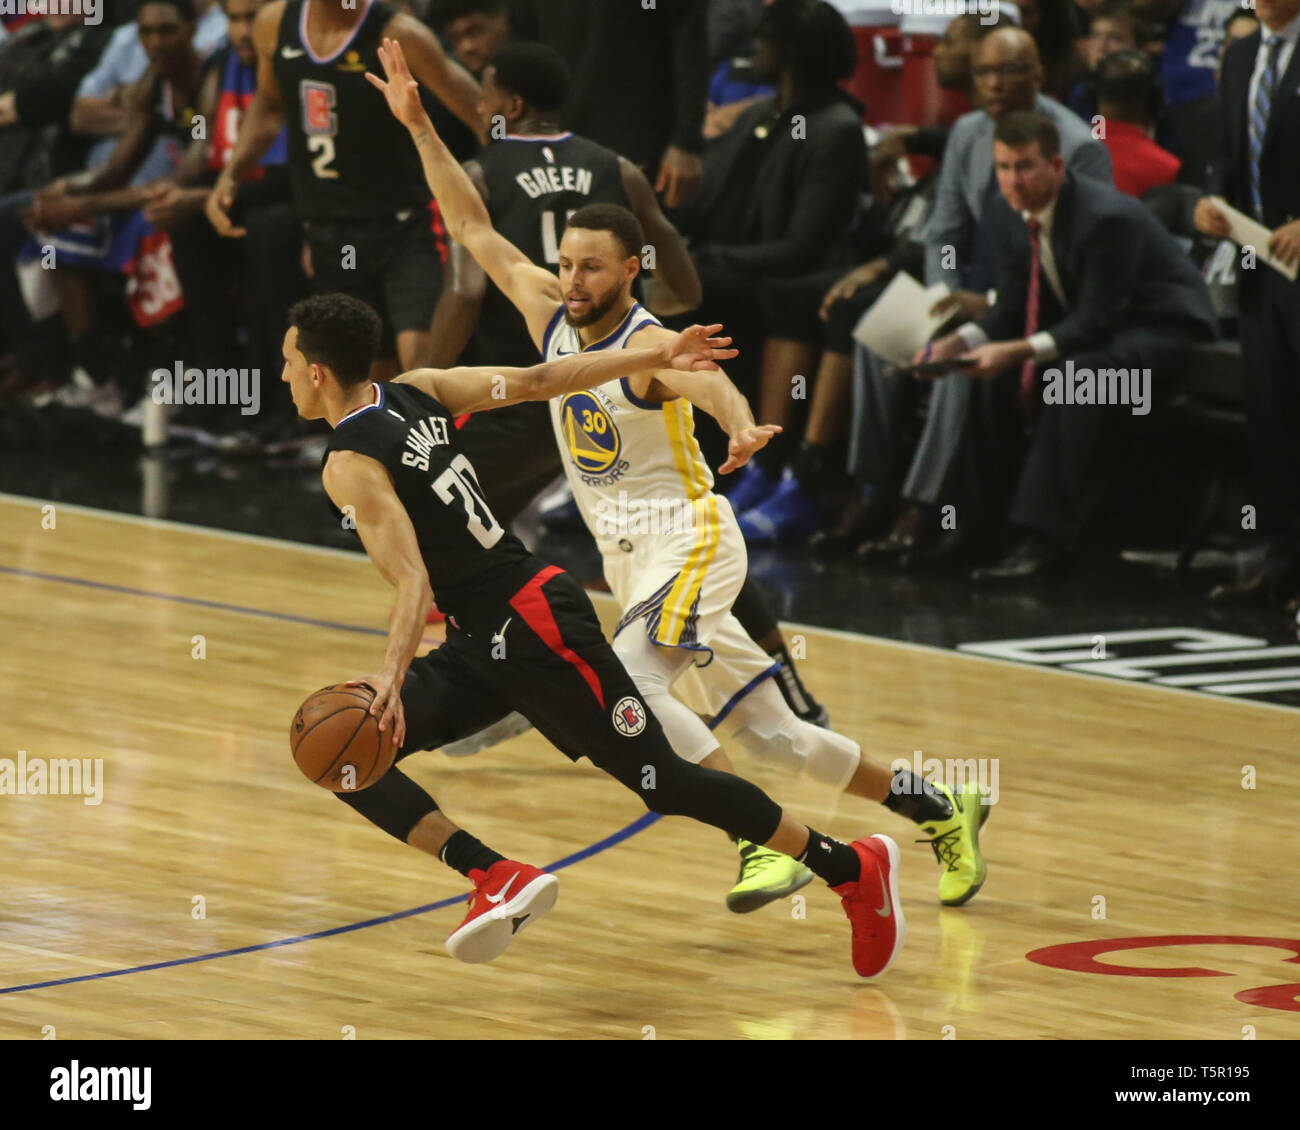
918, 782, 989, 906
726, 839, 815, 913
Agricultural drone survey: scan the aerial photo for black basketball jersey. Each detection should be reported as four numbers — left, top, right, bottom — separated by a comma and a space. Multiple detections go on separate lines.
273, 0, 433, 222
323, 382, 539, 627
149, 50, 218, 149
473, 132, 629, 366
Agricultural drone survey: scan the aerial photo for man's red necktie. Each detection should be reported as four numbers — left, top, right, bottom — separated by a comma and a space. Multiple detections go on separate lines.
1020, 217, 1041, 418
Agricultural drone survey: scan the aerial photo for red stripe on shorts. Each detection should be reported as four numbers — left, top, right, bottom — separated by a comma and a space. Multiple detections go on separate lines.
508, 565, 605, 708
429, 199, 449, 265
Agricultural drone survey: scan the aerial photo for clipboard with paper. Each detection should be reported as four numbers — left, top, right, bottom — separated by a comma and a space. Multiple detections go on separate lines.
851, 272, 955, 367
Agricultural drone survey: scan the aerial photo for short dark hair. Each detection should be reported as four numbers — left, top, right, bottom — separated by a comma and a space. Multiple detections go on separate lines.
994, 109, 1061, 159
1095, 47, 1161, 118
431, 0, 505, 27
139, 0, 196, 23
755, 0, 857, 90
488, 42, 569, 115
564, 203, 645, 260
288, 294, 382, 388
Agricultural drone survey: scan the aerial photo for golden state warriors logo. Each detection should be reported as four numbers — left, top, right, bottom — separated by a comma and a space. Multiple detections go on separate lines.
560, 391, 621, 475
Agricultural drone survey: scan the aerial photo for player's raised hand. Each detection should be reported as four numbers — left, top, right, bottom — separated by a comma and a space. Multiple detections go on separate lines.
719, 424, 782, 475
366, 37, 429, 131
663, 323, 739, 371
345, 671, 406, 751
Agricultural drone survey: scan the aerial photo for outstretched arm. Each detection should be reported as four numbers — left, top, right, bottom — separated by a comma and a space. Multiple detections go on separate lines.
623, 324, 780, 474
396, 324, 737, 415
367, 37, 560, 346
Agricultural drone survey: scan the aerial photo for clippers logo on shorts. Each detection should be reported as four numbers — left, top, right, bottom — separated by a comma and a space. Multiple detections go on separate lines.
301, 80, 338, 136
559, 390, 622, 477
612, 696, 646, 737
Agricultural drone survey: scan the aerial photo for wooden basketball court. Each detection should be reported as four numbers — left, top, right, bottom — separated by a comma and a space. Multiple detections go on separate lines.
1, 493, 1294, 1039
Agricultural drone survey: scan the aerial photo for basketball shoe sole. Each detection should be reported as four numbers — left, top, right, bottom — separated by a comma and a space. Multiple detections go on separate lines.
445, 872, 559, 963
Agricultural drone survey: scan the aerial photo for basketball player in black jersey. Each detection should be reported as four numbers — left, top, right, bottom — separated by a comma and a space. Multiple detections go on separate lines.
429, 42, 831, 731
288, 291, 905, 978
205, 0, 482, 375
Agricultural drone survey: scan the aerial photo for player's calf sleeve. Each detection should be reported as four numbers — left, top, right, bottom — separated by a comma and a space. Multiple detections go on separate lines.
596, 745, 784, 846
335, 765, 439, 844
723, 679, 861, 789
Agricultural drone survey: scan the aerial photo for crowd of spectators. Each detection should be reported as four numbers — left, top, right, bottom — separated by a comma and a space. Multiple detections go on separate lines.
0, 0, 1296, 611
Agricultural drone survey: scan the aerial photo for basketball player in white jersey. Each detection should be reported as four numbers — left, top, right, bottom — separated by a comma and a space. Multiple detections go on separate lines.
368, 39, 989, 910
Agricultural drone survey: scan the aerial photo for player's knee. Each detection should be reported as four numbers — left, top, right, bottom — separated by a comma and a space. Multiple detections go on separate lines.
732, 719, 860, 789
621, 753, 695, 818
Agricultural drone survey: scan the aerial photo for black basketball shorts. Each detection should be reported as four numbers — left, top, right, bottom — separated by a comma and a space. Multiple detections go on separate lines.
397, 564, 671, 771
304, 208, 442, 346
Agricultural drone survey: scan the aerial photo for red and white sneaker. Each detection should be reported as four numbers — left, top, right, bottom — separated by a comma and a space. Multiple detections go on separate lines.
445, 861, 559, 964
832, 834, 906, 978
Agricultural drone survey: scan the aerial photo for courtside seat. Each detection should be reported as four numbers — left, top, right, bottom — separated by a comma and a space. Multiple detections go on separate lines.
1167, 338, 1246, 570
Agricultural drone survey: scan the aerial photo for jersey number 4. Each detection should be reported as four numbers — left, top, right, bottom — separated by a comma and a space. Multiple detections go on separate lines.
433, 454, 504, 549
541, 208, 578, 265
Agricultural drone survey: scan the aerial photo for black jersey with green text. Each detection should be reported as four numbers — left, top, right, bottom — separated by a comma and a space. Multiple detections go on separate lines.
473, 131, 629, 366
273, 0, 433, 222
322, 382, 540, 628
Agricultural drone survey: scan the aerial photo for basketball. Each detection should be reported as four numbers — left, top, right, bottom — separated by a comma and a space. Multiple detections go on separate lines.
290, 684, 396, 792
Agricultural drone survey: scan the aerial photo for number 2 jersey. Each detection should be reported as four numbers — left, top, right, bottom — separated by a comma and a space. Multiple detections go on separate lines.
273, 0, 433, 222
322, 381, 540, 631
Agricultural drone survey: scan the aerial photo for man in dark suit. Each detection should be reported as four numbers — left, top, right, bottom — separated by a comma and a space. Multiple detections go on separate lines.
1194, 0, 1300, 604
918, 109, 1218, 582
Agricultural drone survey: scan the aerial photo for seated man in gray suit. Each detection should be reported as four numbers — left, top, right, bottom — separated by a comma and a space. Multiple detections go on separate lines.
918, 109, 1218, 582
857, 25, 1113, 563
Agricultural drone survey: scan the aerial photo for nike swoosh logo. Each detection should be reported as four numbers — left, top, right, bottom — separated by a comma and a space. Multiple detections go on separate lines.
485, 873, 518, 905
281, 47, 304, 58
492, 616, 512, 642
873, 869, 892, 917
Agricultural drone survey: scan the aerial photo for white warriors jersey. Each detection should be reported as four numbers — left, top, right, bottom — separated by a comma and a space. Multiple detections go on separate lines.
542, 302, 718, 556
542, 301, 775, 705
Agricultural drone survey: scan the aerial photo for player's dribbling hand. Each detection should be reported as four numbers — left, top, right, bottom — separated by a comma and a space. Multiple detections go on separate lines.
367, 37, 430, 132
663, 323, 739, 371
719, 424, 782, 474
346, 671, 406, 751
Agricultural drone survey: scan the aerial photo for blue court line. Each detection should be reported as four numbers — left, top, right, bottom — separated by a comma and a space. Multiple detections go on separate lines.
0, 812, 662, 996
0, 562, 661, 995
0, 564, 387, 636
